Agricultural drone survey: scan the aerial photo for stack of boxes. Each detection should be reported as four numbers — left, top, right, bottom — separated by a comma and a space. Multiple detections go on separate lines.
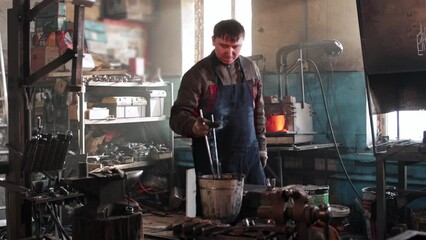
31, 1, 69, 73
80, 18, 148, 68
31, 1, 96, 74
102, 0, 154, 22
142, 90, 167, 117
103, 19, 147, 66
84, 20, 108, 56
85, 91, 167, 120
94, 96, 148, 119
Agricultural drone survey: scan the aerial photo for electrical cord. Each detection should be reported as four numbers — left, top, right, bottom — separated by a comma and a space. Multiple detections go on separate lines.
306, 58, 362, 200
301, 71, 328, 135
327, 58, 376, 164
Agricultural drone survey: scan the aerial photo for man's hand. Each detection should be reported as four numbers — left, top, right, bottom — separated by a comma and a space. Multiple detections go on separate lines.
192, 117, 210, 137
260, 151, 268, 168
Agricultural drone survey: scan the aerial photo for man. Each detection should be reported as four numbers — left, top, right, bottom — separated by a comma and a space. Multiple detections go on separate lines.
170, 19, 267, 207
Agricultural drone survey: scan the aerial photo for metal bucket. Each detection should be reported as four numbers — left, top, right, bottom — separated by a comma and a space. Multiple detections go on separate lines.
330, 204, 351, 234
303, 185, 329, 206
362, 186, 397, 240
198, 173, 244, 223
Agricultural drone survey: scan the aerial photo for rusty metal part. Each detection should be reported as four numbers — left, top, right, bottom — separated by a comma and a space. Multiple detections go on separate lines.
173, 186, 334, 240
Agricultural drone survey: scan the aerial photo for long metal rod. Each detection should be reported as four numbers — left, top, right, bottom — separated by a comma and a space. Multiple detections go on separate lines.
299, 48, 305, 109
278, 66, 282, 99
199, 110, 216, 178
79, 85, 86, 154
211, 115, 221, 179
45, 202, 71, 240
0, 30, 8, 125
397, 110, 400, 140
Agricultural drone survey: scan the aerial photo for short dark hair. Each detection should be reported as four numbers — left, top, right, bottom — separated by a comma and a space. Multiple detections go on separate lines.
213, 19, 245, 42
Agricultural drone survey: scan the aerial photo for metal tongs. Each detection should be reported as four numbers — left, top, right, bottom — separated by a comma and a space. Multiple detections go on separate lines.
200, 110, 221, 179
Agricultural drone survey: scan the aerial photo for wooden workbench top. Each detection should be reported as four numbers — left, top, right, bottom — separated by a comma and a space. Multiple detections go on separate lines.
143, 213, 186, 239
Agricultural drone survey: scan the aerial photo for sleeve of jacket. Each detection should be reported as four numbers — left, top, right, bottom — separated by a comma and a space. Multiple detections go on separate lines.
169, 68, 202, 138
242, 57, 267, 152
254, 66, 267, 152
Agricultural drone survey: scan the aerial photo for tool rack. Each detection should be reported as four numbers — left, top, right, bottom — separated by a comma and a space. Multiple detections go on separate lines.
6, 0, 93, 238
0, 127, 83, 239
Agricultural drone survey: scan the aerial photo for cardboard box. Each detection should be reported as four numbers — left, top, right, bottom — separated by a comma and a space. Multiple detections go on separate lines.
37, 1, 66, 17
104, 19, 147, 64
85, 20, 106, 32
84, 20, 107, 43
86, 108, 110, 120
66, 2, 101, 21
86, 40, 108, 55
97, 96, 147, 118
142, 90, 166, 117
102, 0, 154, 21
31, 46, 65, 73
35, 16, 67, 32
118, 105, 146, 118
32, 31, 73, 53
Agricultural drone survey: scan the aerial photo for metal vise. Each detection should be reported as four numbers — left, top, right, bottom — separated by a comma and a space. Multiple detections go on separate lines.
240, 184, 333, 240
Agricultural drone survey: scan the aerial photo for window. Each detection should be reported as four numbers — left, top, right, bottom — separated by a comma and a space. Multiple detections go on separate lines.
385, 111, 426, 142
202, 0, 252, 57
182, 0, 252, 73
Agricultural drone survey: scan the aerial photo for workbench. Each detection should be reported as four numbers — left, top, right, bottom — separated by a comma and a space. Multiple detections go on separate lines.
375, 142, 426, 239
266, 143, 337, 186
143, 213, 185, 239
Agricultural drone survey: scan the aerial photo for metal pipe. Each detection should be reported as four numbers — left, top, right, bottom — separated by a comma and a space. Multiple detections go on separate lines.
199, 110, 216, 179
275, 40, 343, 102
276, 40, 343, 70
278, 66, 282, 99
211, 115, 221, 179
79, 84, 86, 154
299, 48, 305, 109
397, 110, 400, 140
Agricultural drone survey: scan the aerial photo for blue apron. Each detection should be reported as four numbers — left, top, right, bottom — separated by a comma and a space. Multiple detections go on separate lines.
192, 54, 266, 185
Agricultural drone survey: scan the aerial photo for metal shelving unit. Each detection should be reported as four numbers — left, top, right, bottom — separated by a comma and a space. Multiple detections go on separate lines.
79, 79, 174, 157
